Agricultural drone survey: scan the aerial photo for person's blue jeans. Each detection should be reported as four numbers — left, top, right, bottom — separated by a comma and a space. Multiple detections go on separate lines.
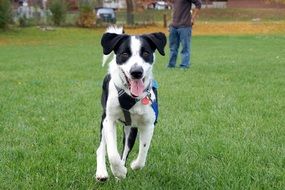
168, 26, 192, 68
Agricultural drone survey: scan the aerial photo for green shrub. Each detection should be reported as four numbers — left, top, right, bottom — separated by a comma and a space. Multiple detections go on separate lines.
19, 15, 28, 27
19, 16, 36, 27
77, 1, 95, 28
49, 0, 68, 26
0, 0, 12, 29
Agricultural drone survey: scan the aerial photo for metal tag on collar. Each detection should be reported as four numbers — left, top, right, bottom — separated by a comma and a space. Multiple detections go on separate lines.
141, 90, 151, 105
141, 96, 150, 105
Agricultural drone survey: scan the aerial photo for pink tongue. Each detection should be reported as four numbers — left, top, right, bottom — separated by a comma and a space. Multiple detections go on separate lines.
130, 79, 144, 97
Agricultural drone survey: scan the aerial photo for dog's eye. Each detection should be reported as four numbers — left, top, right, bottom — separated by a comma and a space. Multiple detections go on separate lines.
122, 52, 129, 58
142, 51, 149, 57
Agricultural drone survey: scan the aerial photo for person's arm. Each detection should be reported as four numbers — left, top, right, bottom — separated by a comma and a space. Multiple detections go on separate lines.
191, 8, 200, 26
191, 0, 202, 26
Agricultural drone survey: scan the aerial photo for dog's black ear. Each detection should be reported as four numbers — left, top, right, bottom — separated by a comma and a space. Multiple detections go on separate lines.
142, 32, 167, 56
101, 33, 128, 55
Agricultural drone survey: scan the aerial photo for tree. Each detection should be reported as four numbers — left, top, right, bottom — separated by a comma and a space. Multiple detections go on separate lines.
0, 0, 12, 29
205, 0, 209, 8
94, 0, 103, 7
126, 0, 135, 25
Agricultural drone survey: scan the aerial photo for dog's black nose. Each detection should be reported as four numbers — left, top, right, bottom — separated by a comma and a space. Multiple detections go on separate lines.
130, 66, 143, 79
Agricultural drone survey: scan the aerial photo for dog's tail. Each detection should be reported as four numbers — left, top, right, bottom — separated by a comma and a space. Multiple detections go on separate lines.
102, 25, 124, 67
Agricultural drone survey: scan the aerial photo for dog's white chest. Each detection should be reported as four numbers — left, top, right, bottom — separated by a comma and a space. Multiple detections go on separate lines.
131, 103, 146, 115
129, 103, 154, 126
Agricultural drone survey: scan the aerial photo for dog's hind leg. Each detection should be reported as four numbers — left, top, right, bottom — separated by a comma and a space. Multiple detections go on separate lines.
96, 115, 109, 182
121, 126, 138, 165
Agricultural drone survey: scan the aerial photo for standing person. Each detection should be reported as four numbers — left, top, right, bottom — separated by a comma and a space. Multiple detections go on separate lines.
167, 0, 202, 69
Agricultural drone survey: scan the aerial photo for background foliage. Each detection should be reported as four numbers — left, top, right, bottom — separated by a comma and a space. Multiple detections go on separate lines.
0, 0, 12, 29
49, 0, 68, 26
77, 0, 95, 28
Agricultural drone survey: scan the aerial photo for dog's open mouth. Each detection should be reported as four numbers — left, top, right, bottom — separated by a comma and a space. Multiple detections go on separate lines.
122, 70, 145, 97
129, 79, 145, 97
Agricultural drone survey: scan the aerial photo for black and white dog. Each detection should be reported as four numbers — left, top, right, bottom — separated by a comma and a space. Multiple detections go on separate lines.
96, 26, 166, 181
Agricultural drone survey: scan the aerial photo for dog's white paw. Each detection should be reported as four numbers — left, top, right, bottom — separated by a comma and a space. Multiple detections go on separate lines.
110, 161, 127, 179
131, 159, 145, 170
95, 169, 109, 182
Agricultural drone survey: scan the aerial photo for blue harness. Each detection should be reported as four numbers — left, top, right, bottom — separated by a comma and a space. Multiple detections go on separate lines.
150, 80, 159, 123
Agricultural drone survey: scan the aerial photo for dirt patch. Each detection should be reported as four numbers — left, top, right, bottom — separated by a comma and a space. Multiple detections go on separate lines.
227, 0, 285, 9
125, 22, 285, 35
1, 22, 284, 46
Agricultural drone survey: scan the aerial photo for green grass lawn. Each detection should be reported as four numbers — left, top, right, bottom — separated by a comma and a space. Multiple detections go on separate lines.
0, 28, 284, 189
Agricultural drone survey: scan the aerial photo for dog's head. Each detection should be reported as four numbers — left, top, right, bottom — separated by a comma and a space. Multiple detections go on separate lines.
101, 32, 166, 98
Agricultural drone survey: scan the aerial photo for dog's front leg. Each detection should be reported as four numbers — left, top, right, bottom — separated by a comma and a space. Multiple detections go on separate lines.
96, 128, 108, 181
104, 118, 127, 179
131, 125, 154, 170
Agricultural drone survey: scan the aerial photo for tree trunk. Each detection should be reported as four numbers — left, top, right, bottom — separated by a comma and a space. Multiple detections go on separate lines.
95, 0, 103, 7
126, 0, 135, 25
